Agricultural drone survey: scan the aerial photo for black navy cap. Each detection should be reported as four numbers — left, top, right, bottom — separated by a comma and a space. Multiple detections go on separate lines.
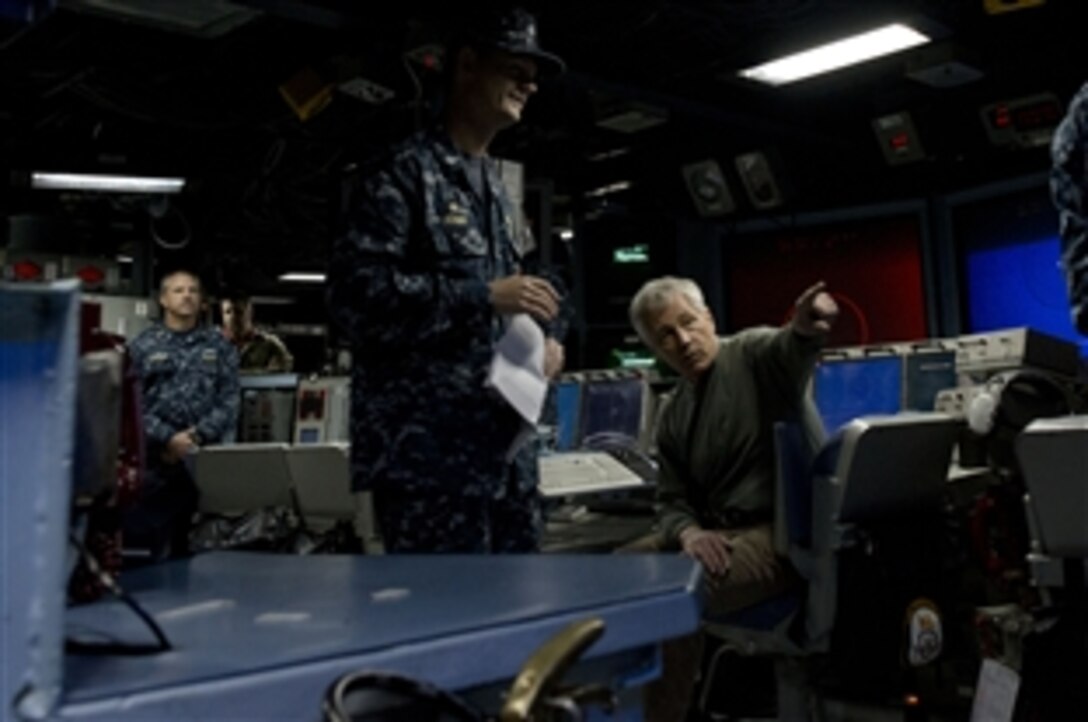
462, 6, 565, 77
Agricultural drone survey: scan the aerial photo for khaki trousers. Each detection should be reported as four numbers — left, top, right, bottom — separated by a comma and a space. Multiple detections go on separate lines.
618, 524, 800, 722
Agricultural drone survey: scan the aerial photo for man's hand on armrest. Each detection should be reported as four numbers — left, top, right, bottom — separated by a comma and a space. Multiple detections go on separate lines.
679, 526, 732, 577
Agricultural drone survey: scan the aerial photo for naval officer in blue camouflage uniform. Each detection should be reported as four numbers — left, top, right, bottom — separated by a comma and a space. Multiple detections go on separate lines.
1051, 81, 1088, 335
126, 269, 239, 560
328, 6, 567, 553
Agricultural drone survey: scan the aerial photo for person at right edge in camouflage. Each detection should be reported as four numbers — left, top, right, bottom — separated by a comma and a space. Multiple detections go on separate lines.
328, 6, 567, 553
1051, 81, 1088, 336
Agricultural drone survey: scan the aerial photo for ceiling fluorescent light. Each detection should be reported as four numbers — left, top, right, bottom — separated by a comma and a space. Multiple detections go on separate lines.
739, 24, 930, 86
587, 147, 631, 162
278, 272, 326, 283
31, 172, 186, 194
584, 180, 632, 199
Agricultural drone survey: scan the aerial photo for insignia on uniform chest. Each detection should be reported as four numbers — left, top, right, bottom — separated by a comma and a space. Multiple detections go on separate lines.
201, 349, 218, 362
443, 201, 469, 226
149, 352, 169, 364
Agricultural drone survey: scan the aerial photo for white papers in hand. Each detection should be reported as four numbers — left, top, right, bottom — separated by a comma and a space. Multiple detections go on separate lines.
488, 313, 547, 425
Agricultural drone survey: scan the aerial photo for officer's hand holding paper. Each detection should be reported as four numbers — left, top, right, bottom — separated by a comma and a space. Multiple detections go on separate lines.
488, 313, 551, 461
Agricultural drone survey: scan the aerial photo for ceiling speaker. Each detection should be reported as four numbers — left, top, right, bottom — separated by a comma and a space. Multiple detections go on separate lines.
681, 160, 735, 216
734, 151, 784, 210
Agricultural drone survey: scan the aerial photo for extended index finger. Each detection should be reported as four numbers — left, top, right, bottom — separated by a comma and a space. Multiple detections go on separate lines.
795, 280, 827, 310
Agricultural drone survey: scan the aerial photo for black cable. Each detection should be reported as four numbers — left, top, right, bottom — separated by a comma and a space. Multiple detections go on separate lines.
66, 534, 173, 656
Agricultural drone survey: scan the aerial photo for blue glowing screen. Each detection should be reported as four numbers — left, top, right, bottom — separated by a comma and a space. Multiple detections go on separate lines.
814, 356, 903, 434
963, 233, 1088, 357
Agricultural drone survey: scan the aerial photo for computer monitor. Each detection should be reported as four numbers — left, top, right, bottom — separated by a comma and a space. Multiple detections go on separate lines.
555, 379, 582, 451
903, 351, 957, 412
955, 184, 1088, 358
579, 375, 646, 449
237, 373, 299, 443
726, 214, 928, 347
814, 356, 903, 434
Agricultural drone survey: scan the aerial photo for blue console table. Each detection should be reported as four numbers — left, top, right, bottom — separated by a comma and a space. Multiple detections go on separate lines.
57, 552, 701, 721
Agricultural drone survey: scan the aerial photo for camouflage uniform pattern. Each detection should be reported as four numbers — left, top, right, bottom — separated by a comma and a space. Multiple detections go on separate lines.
128, 323, 240, 456
1051, 82, 1088, 332
328, 129, 547, 551
373, 485, 543, 553
126, 323, 238, 559
234, 328, 293, 373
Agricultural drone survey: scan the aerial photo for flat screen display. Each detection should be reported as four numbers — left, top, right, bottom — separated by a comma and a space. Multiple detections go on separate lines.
955, 186, 1088, 357
555, 380, 582, 451
814, 356, 903, 434
726, 215, 928, 347
579, 377, 645, 448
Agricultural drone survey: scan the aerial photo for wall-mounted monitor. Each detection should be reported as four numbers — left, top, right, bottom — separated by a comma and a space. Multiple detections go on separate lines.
725, 214, 929, 347
954, 185, 1088, 357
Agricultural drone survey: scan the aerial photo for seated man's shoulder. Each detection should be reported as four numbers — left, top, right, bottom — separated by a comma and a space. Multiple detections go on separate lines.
257, 328, 289, 351
729, 325, 780, 343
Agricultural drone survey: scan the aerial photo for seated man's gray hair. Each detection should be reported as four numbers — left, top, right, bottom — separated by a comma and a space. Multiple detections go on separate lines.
629, 276, 706, 347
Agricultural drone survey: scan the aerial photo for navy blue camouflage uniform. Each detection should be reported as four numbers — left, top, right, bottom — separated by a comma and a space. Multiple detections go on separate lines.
329, 128, 558, 553
125, 324, 239, 559
1051, 81, 1088, 334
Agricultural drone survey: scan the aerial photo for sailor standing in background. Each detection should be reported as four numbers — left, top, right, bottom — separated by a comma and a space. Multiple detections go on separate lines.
126, 269, 239, 561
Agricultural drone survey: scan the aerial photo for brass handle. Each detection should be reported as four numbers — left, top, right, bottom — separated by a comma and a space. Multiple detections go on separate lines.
500, 617, 606, 722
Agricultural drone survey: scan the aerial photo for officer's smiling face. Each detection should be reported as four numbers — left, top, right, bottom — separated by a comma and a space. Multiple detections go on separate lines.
159, 272, 201, 326
465, 49, 538, 129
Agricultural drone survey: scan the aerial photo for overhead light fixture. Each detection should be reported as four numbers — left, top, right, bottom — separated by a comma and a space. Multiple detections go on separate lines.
31, 172, 186, 194
584, 180, 632, 199
279, 272, 326, 283
558, 228, 575, 240
739, 23, 930, 86
594, 100, 669, 134
586, 147, 631, 162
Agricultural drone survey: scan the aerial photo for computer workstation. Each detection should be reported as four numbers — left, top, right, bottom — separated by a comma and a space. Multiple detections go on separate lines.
2, 281, 705, 721
539, 370, 664, 552
813, 345, 958, 435
193, 374, 377, 552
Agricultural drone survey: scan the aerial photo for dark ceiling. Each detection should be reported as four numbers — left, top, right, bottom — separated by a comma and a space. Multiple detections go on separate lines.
1, 0, 1082, 297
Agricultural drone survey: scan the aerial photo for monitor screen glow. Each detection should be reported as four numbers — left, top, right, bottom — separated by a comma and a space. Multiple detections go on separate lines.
814, 356, 903, 433
579, 377, 645, 448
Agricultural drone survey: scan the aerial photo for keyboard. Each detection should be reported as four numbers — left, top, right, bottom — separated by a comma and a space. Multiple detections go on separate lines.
538, 451, 646, 498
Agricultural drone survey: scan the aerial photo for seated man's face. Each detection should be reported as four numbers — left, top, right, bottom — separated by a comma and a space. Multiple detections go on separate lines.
646, 294, 719, 381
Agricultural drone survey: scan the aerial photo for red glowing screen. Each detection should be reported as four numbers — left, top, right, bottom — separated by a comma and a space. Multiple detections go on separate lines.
724, 215, 928, 347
